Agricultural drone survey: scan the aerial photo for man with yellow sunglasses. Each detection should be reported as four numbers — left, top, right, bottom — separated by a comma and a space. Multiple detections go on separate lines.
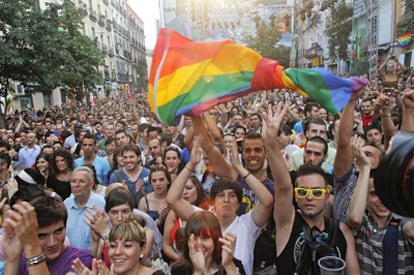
262, 102, 360, 274
294, 186, 331, 200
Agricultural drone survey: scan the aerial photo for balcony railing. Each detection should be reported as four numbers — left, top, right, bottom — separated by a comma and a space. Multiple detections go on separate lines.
98, 15, 105, 27
89, 10, 97, 21
118, 73, 129, 82
104, 70, 110, 81
106, 19, 112, 31
101, 44, 108, 55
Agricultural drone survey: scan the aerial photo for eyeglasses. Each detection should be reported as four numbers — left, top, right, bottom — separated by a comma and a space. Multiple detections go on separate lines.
294, 187, 328, 199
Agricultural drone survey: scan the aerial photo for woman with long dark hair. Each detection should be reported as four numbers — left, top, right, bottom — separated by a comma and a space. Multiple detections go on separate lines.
47, 149, 74, 200
138, 165, 171, 232
162, 176, 207, 262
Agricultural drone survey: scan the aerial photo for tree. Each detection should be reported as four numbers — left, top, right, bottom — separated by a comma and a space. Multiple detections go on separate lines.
325, 0, 353, 61
0, 0, 103, 127
244, 16, 291, 68
136, 57, 148, 93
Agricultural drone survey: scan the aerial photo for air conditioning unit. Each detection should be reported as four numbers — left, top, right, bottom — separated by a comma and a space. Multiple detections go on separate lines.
15, 84, 25, 96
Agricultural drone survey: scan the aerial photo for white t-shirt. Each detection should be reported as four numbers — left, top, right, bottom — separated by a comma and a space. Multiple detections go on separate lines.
224, 211, 260, 275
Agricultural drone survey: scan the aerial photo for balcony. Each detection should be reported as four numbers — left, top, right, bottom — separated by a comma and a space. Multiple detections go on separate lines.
118, 73, 129, 82
104, 70, 110, 81
89, 10, 97, 22
111, 73, 117, 82
108, 48, 114, 57
123, 51, 132, 60
98, 15, 105, 27
80, 4, 88, 17
101, 44, 108, 55
106, 19, 112, 31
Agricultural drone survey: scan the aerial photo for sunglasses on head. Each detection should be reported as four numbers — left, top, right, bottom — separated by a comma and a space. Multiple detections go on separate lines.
294, 187, 328, 199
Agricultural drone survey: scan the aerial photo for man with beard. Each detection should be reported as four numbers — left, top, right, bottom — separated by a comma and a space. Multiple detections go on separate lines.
109, 144, 152, 207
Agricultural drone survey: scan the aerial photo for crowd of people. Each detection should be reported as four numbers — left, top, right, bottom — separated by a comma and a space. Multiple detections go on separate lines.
0, 64, 413, 275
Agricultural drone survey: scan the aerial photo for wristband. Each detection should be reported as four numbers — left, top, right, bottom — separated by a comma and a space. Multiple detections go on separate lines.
242, 172, 251, 180
184, 166, 192, 172
26, 253, 46, 267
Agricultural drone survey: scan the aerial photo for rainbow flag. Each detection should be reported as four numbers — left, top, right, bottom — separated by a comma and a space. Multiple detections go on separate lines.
397, 32, 412, 48
149, 28, 367, 125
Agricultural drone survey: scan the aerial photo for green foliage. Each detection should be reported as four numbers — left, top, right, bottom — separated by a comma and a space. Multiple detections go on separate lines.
397, 0, 414, 35
136, 58, 148, 92
325, 0, 353, 60
244, 17, 290, 67
0, 0, 103, 100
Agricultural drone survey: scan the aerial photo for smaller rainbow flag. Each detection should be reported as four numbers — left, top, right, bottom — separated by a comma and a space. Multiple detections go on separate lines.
303, 14, 311, 27
397, 32, 412, 48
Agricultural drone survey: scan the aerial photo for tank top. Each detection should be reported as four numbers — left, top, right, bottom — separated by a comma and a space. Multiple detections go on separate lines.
275, 212, 347, 274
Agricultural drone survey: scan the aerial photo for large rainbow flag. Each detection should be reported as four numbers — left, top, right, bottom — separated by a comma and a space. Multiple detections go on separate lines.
149, 28, 367, 126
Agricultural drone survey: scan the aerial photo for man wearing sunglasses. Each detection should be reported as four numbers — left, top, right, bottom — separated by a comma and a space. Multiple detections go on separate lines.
263, 103, 360, 274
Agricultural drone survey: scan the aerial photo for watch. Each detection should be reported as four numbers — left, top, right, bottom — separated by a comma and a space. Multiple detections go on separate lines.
101, 231, 110, 241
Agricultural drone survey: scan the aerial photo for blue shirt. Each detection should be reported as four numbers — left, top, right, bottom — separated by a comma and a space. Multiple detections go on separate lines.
74, 155, 111, 185
109, 167, 152, 207
64, 192, 105, 250
17, 145, 41, 168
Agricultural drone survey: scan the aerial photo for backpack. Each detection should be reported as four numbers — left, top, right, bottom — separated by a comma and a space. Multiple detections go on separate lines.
295, 217, 341, 275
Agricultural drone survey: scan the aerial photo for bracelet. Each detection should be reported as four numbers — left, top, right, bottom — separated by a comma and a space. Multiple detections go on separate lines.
242, 172, 251, 180
101, 231, 110, 241
26, 253, 46, 267
184, 166, 192, 173
382, 114, 391, 117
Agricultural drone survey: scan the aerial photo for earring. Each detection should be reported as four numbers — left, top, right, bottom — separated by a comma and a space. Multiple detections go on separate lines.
140, 254, 144, 259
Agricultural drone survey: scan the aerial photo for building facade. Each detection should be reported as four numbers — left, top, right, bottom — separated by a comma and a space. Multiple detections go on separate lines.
11, 0, 147, 111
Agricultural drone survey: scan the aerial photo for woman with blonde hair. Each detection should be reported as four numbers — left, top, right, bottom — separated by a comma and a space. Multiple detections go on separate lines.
72, 215, 165, 275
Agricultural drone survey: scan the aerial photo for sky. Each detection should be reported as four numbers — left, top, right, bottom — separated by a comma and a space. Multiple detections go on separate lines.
127, 0, 160, 50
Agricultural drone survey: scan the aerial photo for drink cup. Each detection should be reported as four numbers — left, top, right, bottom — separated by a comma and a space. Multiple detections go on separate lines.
318, 256, 346, 275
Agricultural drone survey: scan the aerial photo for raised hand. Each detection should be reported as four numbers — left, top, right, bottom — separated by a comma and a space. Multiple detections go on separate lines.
220, 232, 237, 267
402, 89, 414, 109
71, 258, 111, 275
262, 102, 289, 143
158, 202, 170, 221
351, 135, 370, 167
188, 234, 205, 273
84, 205, 109, 239
136, 179, 144, 194
228, 136, 241, 169
188, 135, 203, 168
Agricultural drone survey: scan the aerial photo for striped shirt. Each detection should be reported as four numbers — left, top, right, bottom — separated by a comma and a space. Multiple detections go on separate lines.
353, 213, 414, 275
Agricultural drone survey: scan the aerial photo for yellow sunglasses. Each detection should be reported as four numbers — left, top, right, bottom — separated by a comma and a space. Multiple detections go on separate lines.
294, 187, 329, 200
